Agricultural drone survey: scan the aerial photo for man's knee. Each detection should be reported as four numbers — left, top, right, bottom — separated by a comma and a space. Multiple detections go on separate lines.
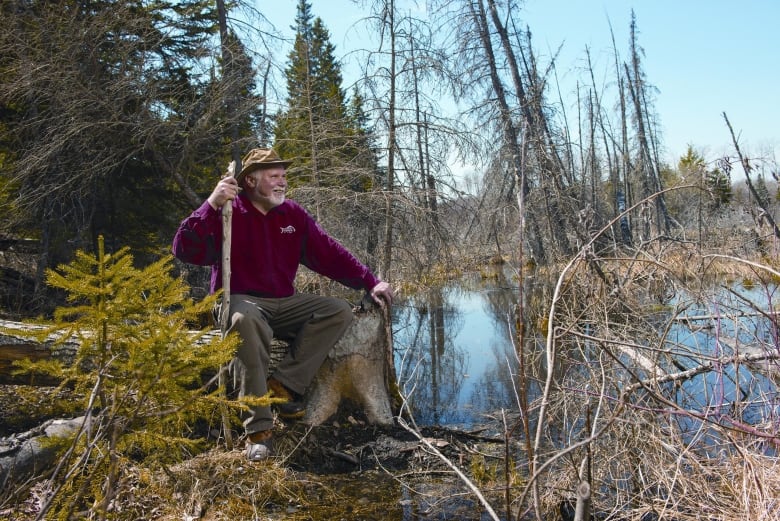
328, 298, 354, 331
230, 297, 268, 330
231, 296, 258, 320
335, 298, 353, 321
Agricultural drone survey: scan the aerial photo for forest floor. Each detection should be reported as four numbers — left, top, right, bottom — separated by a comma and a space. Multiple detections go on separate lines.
1, 385, 516, 521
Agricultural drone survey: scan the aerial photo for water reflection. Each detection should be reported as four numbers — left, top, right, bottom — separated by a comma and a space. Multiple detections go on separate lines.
392, 269, 779, 444
666, 284, 780, 453
393, 268, 522, 428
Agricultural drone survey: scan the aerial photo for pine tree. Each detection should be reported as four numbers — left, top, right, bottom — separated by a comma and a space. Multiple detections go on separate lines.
0, 0, 263, 315
346, 87, 382, 192
344, 86, 383, 267
273, 0, 356, 192
272, 0, 384, 264
8, 236, 239, 518
754, 173, 770, 207
704, 167, 732, 209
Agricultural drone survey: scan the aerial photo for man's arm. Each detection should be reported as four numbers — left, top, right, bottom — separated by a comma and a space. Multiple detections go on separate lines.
171, 201, 222, 266
299, 213, 394, 306
172, 172, 240, 266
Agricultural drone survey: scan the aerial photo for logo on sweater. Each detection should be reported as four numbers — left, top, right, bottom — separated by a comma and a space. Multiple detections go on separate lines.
280, 225, 296, 234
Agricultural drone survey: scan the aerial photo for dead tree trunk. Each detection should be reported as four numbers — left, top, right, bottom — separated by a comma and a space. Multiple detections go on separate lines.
303, 302, 395, 425
0, 416, 86, 490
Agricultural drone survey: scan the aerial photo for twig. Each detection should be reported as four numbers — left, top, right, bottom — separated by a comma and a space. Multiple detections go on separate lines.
396, 416, 501, 521
397, 386, 501, 520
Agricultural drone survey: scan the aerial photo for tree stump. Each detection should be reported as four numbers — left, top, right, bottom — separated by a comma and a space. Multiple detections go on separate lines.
302, 302, 395, 425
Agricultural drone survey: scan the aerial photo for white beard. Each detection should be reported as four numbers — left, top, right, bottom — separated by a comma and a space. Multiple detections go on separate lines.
259, 191, 285, 208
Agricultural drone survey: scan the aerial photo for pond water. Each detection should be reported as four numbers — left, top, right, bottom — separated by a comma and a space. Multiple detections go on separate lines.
392, 269, 522, 430
663, 284, 780, 451
392, 270, 780, 452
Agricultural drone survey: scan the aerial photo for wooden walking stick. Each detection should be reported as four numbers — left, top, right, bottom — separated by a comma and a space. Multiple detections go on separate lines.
217, 161, 237, 450
220, 161, 236, 334
215, 0, 242, 450
218, 157, 241, 451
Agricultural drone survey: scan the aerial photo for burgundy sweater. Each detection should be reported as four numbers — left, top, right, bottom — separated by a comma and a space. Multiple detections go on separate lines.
172, 194, 379, 297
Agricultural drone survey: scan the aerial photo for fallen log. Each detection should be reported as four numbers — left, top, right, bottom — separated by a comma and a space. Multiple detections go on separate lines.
0, 416, 86, 490
0, 302, 397, 424
0, 320, 79, 386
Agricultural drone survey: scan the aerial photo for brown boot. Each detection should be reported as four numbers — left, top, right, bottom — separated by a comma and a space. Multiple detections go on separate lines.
245, 429, 274, 461
267, 377, 306, 420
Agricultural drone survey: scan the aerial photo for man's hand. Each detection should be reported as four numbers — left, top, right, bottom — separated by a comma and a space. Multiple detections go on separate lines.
207, 162, 239, 209
370, 281, 394, 307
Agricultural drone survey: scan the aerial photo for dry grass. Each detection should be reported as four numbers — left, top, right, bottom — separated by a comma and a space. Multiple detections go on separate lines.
4, 444, 370, 521
519, 237, 780, 520
127, 449, 310, 520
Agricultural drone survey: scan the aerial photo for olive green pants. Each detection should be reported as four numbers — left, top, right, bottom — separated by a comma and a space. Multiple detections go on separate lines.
224, 293, 353, 435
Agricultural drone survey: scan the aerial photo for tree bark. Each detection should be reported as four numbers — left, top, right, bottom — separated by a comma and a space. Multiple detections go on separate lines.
0, 416, 86, 489
0, 320, 78, 386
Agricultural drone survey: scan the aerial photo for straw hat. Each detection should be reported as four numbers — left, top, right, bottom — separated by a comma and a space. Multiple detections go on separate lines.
236, 148, 292, 183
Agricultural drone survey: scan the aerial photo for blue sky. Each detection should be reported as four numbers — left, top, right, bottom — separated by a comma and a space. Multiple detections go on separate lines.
258, 0, 779, 170
520, 1, 780, 169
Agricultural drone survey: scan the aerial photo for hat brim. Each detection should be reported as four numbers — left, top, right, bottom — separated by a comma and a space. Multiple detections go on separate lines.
236, 160, 293, 182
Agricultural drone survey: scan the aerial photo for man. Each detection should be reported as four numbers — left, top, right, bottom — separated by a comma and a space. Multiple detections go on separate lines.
172, 148, 393, 461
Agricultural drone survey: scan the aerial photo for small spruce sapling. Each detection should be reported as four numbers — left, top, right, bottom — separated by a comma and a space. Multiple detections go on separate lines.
12, 236, 239, 519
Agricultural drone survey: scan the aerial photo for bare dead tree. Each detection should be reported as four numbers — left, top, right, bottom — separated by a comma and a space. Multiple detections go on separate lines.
625, 12, 670, 239
723, 112, 780, 241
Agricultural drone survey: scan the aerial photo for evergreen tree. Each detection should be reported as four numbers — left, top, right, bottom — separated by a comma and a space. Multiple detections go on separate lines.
272, 0, 385, 270
273, 0, 353, 191
8, 236, 239, 518
344, 86, 384, 268
0, 0, 263, 316
678, 146, 731, 212
704, 167, 732, 209
754, 172, 770, 207
346, 87, 382, 192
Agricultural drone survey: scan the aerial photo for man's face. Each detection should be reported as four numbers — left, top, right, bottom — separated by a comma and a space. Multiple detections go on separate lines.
246, 165, 287, 209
